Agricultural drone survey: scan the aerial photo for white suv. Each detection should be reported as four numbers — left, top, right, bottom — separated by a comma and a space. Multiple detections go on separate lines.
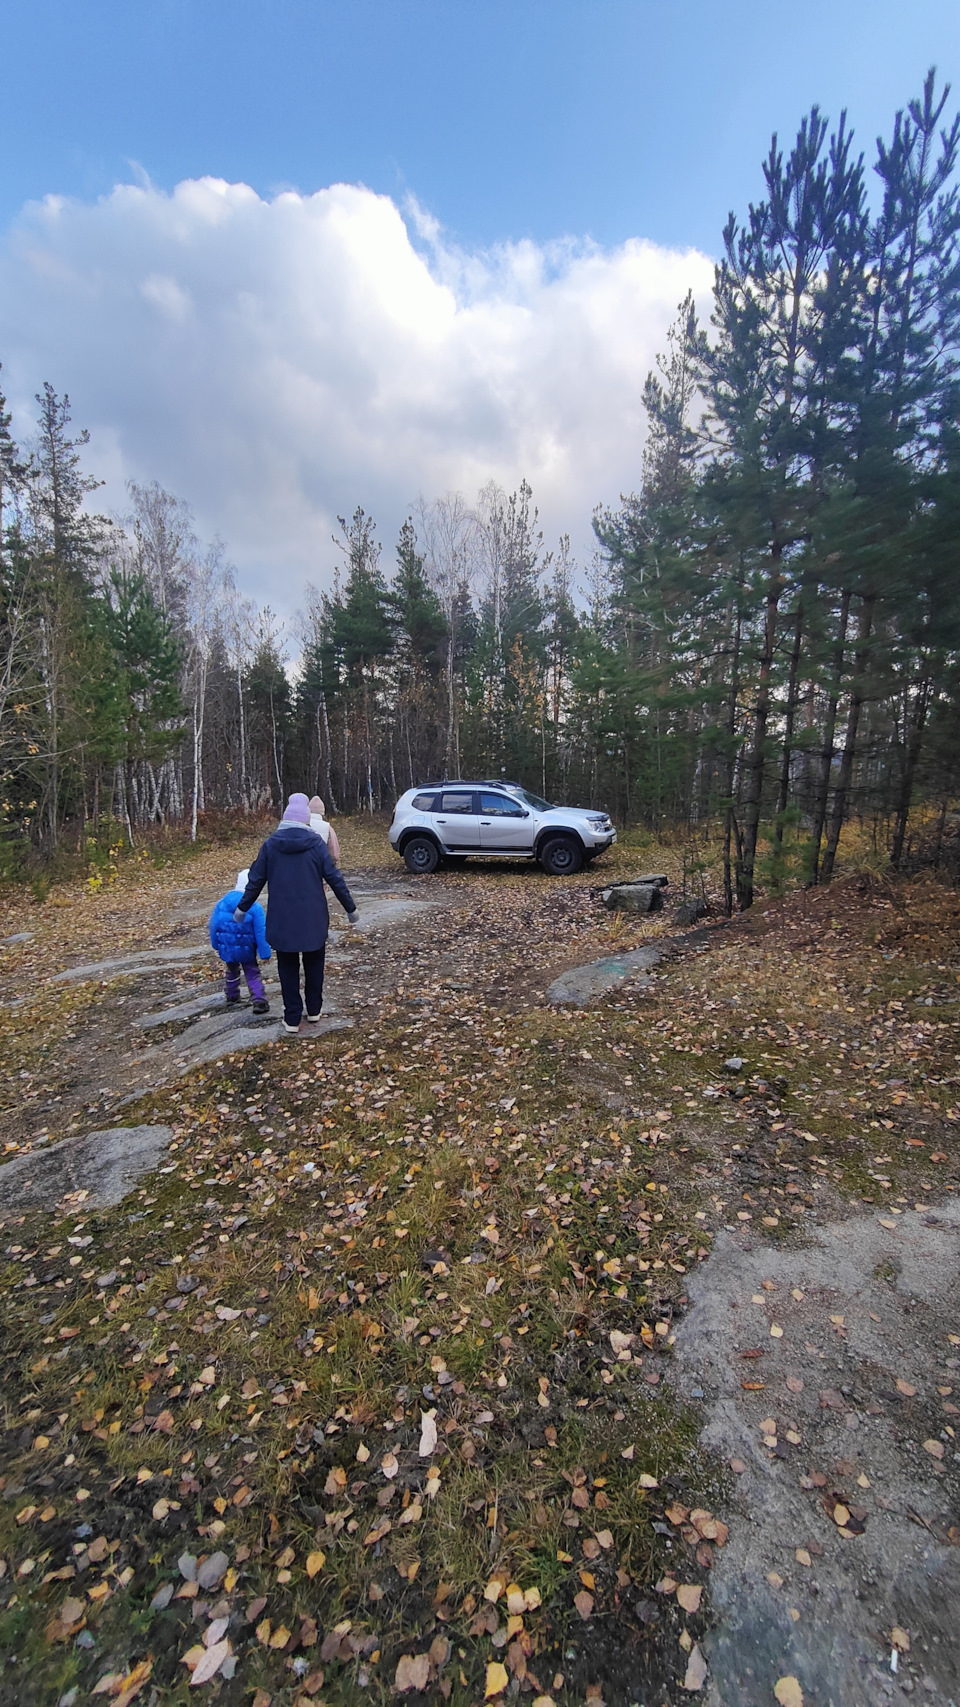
388, 781, 616, 876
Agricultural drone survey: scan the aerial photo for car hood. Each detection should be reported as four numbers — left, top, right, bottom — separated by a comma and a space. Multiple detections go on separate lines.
537, 805, 610, 821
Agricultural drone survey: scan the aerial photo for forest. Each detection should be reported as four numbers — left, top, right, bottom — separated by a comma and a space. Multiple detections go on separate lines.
1, 70, 959, 910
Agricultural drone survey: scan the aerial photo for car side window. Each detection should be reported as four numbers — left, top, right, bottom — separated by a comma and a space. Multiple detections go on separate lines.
478, 791, 525, 816
412, 793, 437, 810
438, 792, 475, 814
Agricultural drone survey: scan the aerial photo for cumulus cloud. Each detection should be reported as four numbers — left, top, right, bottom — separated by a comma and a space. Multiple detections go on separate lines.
0, 176, 713, 610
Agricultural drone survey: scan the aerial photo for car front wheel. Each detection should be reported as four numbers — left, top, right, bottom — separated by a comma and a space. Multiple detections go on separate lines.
403, 836, 441, 874
539, 835, 584, 876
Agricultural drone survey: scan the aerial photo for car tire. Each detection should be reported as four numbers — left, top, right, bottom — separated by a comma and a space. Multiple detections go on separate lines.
403, 836, 441, 875
539, 835, 584, 876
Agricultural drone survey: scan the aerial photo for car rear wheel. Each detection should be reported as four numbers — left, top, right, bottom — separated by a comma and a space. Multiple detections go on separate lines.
539, 835, 584, 876
403, 836, 440, 875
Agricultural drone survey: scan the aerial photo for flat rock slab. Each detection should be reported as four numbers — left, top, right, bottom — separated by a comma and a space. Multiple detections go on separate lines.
176, 1014, 352, 1068
136, 991, 227, 1028
0, 1124, 173, 1212
547, 945, 660, 1005
672, 1200, 960, 1706
52, 946, 212, 983
339, 894, 432, 934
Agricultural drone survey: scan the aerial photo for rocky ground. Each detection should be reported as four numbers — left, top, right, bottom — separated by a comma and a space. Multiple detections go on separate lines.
0, 821, 957, 1707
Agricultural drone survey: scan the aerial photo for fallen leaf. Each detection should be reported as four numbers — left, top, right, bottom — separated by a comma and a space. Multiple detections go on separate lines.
189, 1640, 231, 1685
833, 1504, 851, 1527
573, 1590, 594, 1619
676, 1584, 702, 1613
381, 1452, 399, 1479
923, 1439, 945, 1461
485, 1660, 509, 1697
774, 1679, 804, 1707
896, 1379, 917, 1397
770, 1324, 784, 1339
418, 1408, 438, 1457
306, 1551, 325, 1579
395, 1653, 431, 1693
484, 1576, 505, 1603
682, 1644, 707, 1691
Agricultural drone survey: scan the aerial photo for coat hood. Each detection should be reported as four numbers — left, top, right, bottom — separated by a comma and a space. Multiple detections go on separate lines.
272, 825, 319, 853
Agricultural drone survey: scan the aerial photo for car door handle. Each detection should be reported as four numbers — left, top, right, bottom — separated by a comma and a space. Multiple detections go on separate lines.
480, 820, 491, 825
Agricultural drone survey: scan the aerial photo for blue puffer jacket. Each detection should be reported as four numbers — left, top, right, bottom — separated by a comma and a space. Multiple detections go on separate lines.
208, 890, 272, 963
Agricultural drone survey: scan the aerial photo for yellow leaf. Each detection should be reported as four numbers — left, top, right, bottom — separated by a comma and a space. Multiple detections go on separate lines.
676, 1584, 702, 1613
306, 1551, 325, 1579
484, 1576, 505, 1603
485, 1661, 509, 1698
268, 1623, 291, 1649
774, 1679, 804, 1707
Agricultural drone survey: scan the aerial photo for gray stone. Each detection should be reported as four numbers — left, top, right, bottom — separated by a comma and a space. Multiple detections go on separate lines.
52, 946, 213, 984
0, 931, 33, 945
164, 1013, 352, 1071
547, 945, 660, 1006
723, 1056, 745, 1072
0, 1123, 173, 1212
135, 991, 226, 1028
673, 1199, 960, 1707
674, 898, 709, 925
610, 884, 659, 914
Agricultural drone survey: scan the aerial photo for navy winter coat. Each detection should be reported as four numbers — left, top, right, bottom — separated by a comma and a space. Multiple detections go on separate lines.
208, 890, 272, 963
237, 825, 356, 953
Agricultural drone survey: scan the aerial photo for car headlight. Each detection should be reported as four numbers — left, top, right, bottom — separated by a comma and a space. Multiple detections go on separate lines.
588, 815, 611, 828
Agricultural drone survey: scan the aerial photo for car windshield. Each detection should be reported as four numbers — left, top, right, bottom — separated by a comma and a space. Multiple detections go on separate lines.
512, 787, 553, 812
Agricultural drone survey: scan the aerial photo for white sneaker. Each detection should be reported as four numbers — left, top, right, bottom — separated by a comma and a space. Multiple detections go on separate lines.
306, 1012, 322, 1022
282, 1020, 301, 1034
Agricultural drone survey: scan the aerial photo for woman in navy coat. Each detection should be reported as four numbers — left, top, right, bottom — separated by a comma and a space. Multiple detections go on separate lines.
236, 793, 358, 1033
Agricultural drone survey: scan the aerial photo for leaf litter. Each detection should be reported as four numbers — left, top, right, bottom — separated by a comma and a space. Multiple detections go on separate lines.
0, 834, 958, 1703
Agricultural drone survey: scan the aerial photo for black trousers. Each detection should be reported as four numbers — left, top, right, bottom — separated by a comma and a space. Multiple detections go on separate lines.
275, 946, 326, 1026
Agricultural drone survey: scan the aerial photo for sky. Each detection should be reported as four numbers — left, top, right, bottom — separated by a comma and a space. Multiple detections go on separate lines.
1, 0, 958, 615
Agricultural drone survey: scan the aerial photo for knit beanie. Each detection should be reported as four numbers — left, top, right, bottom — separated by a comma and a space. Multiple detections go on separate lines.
282, 793, 311, 825
236, 869, 250, 891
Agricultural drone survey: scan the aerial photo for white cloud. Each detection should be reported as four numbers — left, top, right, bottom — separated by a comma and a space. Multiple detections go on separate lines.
0, 176, 713, 612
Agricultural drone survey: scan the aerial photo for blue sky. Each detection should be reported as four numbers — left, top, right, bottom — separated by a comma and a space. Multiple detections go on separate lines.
2, 0, 958, 610
6, 0, 957, 253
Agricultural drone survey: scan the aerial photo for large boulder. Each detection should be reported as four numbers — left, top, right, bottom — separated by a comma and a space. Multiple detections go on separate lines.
601, 875, 668, 914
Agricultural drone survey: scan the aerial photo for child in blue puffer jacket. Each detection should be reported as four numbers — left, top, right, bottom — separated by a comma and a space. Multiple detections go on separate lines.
208, 868, 272, 1011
